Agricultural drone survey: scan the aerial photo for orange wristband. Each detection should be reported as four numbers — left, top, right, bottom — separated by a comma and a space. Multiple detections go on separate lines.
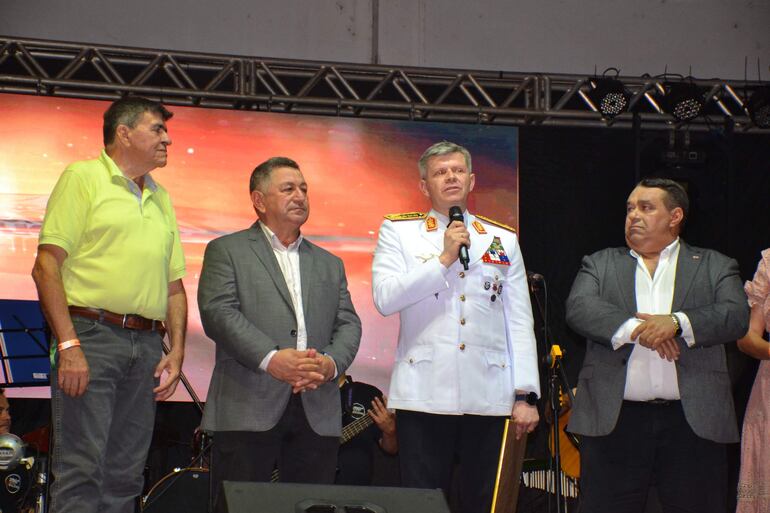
57, 338, 81, 351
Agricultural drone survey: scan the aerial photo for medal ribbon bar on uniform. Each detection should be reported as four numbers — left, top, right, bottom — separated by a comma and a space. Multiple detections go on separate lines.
482, 236, 511, 266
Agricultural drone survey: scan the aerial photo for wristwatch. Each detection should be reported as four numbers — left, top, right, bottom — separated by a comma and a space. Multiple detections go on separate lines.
670, 314, 683, 337
515, 392, 538, 406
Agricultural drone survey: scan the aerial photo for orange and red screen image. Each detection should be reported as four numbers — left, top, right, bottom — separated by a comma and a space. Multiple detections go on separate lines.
0, 93, 519, 399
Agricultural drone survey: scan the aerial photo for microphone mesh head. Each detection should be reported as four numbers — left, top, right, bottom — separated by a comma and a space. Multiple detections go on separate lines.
448, 206, 463, 222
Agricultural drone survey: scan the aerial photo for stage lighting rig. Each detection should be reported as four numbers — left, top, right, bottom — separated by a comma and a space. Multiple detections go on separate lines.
747, 86, 770, 128
662, 82, 705, 123
589, 69, 629, 119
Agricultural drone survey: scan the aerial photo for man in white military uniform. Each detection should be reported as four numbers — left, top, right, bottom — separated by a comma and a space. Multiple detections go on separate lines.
372, 141, 540, 513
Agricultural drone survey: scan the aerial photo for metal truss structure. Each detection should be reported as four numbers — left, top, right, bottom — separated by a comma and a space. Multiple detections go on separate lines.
1, 36, 768, 132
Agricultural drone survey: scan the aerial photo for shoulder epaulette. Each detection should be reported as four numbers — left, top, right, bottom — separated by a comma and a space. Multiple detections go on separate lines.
384, 212, 426, 222
475, 214, 517, 233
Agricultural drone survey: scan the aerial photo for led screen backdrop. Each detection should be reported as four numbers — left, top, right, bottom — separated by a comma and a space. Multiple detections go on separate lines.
0, 93, 519, 400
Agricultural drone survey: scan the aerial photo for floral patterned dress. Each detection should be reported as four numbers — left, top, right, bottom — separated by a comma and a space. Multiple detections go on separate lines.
737, 249, 770, 513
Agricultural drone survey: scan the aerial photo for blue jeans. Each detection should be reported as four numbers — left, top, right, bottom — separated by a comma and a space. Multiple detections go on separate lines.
50, 316, 161, 513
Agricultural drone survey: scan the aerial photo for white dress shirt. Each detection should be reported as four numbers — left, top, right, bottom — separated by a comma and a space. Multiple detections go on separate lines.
610, 238, 695, 401
258, 223, 307, 370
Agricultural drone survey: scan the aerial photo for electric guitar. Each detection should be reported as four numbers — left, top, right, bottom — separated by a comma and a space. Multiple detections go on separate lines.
340, 410, 376, 444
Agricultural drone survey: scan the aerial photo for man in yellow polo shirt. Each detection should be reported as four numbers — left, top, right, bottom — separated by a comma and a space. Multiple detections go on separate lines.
31, 97, 187, 513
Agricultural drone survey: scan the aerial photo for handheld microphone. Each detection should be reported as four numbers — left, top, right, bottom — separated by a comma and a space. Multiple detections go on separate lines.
448, 206, 470, 270
526, 271, 544, 293
526, 271, 544, 282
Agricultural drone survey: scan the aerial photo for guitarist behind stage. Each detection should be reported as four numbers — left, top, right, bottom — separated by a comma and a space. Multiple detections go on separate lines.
335, 375, 398, 485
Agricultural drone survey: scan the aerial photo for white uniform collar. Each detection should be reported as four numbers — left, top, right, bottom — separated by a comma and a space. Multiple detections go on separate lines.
430, 208, 470, 228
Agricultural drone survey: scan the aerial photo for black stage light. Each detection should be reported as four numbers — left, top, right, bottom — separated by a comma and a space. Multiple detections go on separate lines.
589, 77, 629, 119
663, 82, 705, 122
747, 86, 770, 129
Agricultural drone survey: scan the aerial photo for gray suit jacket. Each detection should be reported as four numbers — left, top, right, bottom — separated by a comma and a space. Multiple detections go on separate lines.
198, 221, 361, 437
565, 241, 748, 443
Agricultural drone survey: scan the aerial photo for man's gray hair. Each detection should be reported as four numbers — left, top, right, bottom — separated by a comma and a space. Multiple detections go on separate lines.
249, 156, 300, 193
417, 141, 472, 179
103, 97, 173, 146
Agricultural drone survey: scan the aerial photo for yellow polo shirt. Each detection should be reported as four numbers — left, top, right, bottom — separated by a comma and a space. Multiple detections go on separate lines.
39, 150, 185, 320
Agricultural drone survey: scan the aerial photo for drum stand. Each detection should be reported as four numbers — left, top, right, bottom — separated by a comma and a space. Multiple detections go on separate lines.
158, 339, 211, 470
529, 275, 577, 513
161, 340, 205, 416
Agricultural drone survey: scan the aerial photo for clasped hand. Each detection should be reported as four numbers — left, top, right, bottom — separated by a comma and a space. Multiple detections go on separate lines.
267, 348, 334, 393
630, 313, 680, 361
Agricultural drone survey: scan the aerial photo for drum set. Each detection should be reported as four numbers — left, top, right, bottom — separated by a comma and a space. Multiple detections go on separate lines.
0, 432, 47, 513
142, 466, 209, 513
141, 430, 211, 513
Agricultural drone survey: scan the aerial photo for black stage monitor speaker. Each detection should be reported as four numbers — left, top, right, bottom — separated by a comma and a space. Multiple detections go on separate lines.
218, 481, 450, 513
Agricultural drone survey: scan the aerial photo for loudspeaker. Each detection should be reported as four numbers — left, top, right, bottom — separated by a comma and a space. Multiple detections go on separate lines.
218, 481, 450, 513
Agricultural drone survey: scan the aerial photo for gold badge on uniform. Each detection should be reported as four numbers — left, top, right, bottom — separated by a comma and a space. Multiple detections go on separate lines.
472, 220, 486, 234
425, 216, 438, 232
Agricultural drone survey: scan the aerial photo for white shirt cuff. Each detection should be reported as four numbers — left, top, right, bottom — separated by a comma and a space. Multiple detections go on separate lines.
323, 354, 339, 380
673, 312, 696, 347
259, 349, 278, 371
438, 256, 454, 275
611, 318, 643, 349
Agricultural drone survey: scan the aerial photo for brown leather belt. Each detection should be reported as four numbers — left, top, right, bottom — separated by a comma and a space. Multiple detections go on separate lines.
68, 306, 163, 332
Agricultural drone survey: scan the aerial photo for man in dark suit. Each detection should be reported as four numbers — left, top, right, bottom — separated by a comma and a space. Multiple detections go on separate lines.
566, 178, 749, 513
198, 157, 361, 508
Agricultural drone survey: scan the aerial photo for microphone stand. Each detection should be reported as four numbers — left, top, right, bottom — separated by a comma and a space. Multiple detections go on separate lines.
529, 276, 576, 513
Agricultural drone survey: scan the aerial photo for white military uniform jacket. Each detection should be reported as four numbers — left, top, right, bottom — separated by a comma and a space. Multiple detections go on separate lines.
372, 209, 540, 416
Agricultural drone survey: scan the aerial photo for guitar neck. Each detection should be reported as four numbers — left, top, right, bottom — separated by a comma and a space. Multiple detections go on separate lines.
272, 405, 377, 482
340, 413, 374, 444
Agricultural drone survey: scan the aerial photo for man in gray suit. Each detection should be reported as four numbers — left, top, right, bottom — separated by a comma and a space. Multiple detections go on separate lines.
198, 157, 361, 507
566, 178, 748, 513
